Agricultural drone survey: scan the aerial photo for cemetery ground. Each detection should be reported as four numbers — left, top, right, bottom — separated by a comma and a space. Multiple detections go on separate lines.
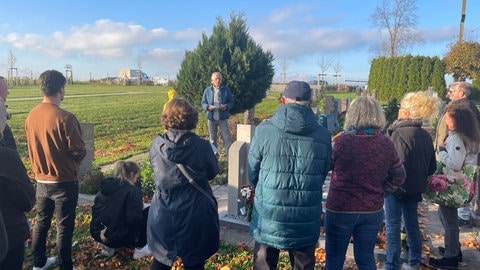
7, 84, 480, 269
21, 180, 480, 270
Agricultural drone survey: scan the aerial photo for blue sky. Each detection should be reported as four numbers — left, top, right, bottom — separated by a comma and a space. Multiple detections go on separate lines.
0, 0, 478, 84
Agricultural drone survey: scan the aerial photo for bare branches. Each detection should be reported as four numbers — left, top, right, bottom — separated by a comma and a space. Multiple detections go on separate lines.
318, 56, 334, 77
279, 58, 288, 84
317, 56, 334, 88
371, 0, 422, 57
7, 50, 16, 69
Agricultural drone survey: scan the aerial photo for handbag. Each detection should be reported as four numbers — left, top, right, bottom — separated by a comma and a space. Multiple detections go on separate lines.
176, 163, 217, 208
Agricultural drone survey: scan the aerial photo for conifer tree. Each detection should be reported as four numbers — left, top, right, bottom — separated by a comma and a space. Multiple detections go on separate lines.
431, 57, 447, 98
175, 13, 274, 115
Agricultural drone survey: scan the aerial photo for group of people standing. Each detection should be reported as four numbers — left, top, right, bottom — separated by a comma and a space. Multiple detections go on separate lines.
247, 80, 407, 270
0, 70, 87, 270
0, 70, 231, 270
1, 70, 91, 270
428, 82, 480, 269
246, 80, 480, 270
1, 68, 480, 270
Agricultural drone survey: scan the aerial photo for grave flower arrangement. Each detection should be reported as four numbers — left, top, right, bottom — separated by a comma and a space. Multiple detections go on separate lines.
425, 161, 477, 208
240, 184, 255, 221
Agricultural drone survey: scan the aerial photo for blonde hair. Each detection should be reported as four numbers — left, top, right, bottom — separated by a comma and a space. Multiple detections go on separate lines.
113, 160, 140, 185
400, 91, 440, 120
344, 96, 386, 130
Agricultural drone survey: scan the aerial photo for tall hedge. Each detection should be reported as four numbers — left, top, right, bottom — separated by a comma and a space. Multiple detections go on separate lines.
368, 55, 446, 101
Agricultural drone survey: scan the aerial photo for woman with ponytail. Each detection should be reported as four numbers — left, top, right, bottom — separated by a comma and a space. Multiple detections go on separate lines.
90, 160, 151, 259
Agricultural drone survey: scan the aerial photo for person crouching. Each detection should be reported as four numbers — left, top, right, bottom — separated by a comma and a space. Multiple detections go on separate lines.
90, 160, 151, 259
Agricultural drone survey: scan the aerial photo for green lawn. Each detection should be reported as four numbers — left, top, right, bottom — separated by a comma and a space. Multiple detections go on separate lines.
6, 83, 354, 170
8, 84, 171, 167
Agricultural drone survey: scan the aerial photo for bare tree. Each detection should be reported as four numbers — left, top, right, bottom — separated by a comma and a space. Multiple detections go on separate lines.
318, 56, 334, 88
371, 0, 422, 57
7, 49, 17, 85
279, 58, 288, 84
333, 60, 343, 87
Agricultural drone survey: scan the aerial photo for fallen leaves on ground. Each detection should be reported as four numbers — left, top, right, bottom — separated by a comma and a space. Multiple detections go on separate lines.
24, 202, 480, 269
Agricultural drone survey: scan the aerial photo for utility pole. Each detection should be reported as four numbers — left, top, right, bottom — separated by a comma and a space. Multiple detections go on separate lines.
459, 0, 466, 43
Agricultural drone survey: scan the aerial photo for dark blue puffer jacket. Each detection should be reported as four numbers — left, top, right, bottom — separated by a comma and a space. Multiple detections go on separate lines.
248, 103, 332, 249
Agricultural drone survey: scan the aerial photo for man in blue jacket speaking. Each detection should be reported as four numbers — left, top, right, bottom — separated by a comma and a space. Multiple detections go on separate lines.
201, 71, 234, 156
248, 80, 332, 270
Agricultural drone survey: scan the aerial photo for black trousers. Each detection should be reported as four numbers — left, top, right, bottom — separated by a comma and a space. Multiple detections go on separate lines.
0, 243, 25, 270
253, 241, 316, 270
135, 206, 149, 248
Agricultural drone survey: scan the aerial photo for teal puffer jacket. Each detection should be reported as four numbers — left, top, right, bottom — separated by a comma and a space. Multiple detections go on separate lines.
248, 104, 332, 249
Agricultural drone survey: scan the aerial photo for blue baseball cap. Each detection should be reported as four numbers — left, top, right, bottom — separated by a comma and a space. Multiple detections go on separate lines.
283, 81, 312, 101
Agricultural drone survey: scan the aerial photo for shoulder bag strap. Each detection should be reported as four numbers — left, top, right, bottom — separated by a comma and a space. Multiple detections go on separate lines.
176, 163, 217, 208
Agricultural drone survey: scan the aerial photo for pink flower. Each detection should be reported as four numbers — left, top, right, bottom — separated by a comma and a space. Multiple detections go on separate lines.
428, 174, 448, 192
462, 176, 469, 188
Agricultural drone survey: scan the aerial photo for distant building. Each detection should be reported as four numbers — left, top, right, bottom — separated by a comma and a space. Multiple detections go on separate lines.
152, 76, 169, 86
118, 68, 151, 85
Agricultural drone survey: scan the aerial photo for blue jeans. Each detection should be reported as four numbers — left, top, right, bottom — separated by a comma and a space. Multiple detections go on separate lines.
32, 182, 78, 270
207, 119, 231, 155
325, 210, 384, 270
384, 195, 422, 269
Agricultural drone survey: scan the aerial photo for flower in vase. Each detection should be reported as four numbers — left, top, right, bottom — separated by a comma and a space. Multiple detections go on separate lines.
240, 184, 255, 221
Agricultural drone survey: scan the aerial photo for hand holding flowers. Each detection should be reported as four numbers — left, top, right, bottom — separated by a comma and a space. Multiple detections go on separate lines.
425, 162, 477, 208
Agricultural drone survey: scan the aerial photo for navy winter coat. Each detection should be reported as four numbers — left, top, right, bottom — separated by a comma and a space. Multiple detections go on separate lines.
248, 104, 332, 249
147, 129, 219, 267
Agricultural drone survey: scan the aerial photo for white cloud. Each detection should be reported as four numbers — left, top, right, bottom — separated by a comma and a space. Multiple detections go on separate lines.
2, 19, 171, 59
268, 3, 311, 24
0, 3, 467, 83
173, 27, 205, 41
419, 25, 457, 43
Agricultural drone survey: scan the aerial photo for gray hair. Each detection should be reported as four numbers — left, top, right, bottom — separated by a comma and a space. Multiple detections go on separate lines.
449, 81, 473, 97
283, 97, 311, 107
344, 96, 386, 130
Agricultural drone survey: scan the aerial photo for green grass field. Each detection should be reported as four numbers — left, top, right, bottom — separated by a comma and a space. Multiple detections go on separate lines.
6, 83, 353, 169
7, 84, 170, 167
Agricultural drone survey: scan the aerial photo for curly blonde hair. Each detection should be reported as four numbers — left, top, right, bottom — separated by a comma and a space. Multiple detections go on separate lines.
400, 91, 440, 120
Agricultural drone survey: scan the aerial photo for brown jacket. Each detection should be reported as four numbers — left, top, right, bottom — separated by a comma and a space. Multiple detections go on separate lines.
25, 103, 86, 182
